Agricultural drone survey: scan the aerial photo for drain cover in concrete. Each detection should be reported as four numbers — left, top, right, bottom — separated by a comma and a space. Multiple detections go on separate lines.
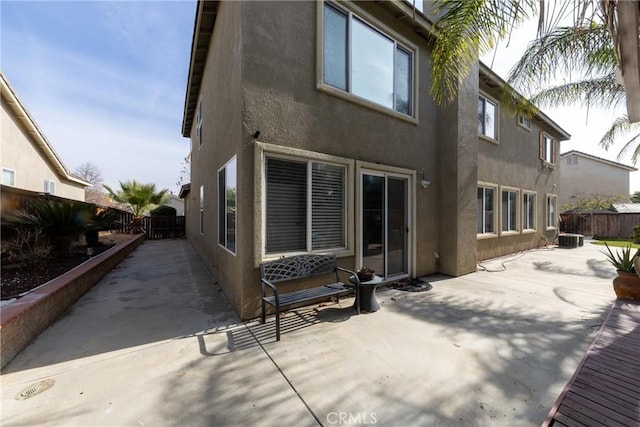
15, 379, 55, 400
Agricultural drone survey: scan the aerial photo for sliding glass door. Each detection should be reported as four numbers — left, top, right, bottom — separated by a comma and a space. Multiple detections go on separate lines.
361, 172, 409, 280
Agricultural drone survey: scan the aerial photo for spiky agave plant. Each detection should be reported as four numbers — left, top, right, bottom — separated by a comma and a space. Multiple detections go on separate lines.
601, 242, 640, 273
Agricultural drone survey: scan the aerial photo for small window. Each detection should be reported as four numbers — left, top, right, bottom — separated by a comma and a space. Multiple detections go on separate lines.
501, 188, 519, 233
522, 192, 536, 231
477, 185, 497, 236
322, 2, 414, 117
196, 98, 203, 146
218, 157, 237, 254
539, 132, 556, 165
199, 185, 204, 234
43, 179, 56, 195
546, 195, 557, 229
2, 168, 15, 186
517, 115, 531, 130
565, 156, 578, 165
478, 95, 498, 140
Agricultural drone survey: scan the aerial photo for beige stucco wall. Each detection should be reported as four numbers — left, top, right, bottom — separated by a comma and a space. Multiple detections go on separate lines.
1, 98, 86, 201
559, 154, 631, 209
476, 80, 563, 261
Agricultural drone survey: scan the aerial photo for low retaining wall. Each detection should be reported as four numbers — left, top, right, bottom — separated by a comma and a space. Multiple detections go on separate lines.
0, 234, 144, 369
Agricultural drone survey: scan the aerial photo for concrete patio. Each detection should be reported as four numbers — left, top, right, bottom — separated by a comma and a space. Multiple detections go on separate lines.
0, 238, 617, 426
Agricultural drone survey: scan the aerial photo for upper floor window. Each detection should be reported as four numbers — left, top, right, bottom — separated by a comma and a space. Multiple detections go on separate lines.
477, 184, 497, 236
517, 114, 532, 130
43, 179, 56, 195
322, 2, 413, 116
218, 157, 237, 254
566, 156, 578, 165
2, 168, 15, 186
196, 98, 203, 147
478, 94, 498, 140
539, 132, 556, 165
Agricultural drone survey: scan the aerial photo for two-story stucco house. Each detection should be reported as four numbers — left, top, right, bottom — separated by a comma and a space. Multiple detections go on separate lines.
180, 0, 570, 320
1, 72, 90, 201
559, 150, 636, 210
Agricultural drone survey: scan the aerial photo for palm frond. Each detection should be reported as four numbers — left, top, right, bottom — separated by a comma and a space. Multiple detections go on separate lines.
430, 0, 536, 105
508, 24, 616, 95
529, 75, 625, 109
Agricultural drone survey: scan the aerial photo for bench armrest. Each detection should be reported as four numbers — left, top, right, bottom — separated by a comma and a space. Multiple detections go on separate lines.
261, 278, 279, 299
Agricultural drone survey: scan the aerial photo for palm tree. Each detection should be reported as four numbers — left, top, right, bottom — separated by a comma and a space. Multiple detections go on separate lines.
430, 0, 640, 122
103, 180, 169, 233
506, 23, 640, 162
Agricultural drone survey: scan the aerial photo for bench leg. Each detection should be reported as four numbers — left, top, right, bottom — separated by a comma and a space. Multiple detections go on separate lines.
275, 300, 281, 341
261, 299, 266, 324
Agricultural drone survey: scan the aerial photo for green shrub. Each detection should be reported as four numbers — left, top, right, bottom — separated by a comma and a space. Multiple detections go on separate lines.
632, 225, 640, 243
150, 205, 176, 216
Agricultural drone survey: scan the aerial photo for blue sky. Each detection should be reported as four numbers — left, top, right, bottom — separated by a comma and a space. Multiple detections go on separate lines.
3, 1, 637, 196
1, 0, 195, 194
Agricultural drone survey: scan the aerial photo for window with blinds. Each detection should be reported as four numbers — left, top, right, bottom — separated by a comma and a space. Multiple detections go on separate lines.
265, 156, 346, 254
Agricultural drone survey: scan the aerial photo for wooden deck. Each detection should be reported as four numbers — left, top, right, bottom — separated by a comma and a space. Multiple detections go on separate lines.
543, 299, 640, 427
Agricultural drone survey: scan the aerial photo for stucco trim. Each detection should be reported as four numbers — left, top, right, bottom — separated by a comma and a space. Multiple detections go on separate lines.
355, 160, 417, 279
253, 141, 355, 268
316, 0, 419, 125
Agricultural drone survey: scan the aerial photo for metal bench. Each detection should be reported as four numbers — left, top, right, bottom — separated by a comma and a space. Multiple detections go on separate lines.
260, 254, 360, 341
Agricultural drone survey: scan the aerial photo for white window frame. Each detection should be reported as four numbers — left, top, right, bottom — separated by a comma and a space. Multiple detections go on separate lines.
218, 156, 237, 255
317, 1, 418, 123
3, 168, 15, 186
43, 179, 56, 195
478, 92, 499, 143
199, 185, 204, 235
539, 131, 556, 166
500, 186, 520, 235
522, 190, 537, 233
254, 142, 355, 266
546, 194, 558, 230
477, 182, 498, 239
517, 114, 532, 131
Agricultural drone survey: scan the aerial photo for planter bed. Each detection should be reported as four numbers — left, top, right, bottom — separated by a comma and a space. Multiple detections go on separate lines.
0, 234, 144, 369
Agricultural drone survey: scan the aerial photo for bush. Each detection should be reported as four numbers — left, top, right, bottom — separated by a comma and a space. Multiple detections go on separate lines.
6, 228, 51, 270
633, 225, 640, 244
150, 205, 176, 216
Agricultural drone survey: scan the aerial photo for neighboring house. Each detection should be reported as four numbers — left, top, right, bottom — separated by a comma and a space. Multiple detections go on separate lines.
180, 1, 570, 319
1, 72, 90, 201
164, 194, 185, 216
559, 150, 636, 210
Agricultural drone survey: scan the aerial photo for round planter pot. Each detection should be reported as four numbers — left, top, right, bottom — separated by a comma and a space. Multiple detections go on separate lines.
613, 271, 640, 300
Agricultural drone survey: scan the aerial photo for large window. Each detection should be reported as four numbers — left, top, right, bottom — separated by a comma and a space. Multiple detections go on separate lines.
546, 195, 557, 229
265, 156, 346, 254
3, 168, 15, 186
218, 157, 237, 254
540, 132, 556, 165
322, 2, 413, 116
478, 95, 498, 140
501, 188, 519, 233
477, 185, 496, 235
523, 192, 536, 231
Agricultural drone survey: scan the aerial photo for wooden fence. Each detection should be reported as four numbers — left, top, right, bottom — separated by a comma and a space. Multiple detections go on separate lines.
561, 212, 640, 238
1, 185, 184, 241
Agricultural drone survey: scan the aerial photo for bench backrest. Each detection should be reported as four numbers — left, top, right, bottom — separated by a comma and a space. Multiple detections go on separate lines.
260, 254, 337, 284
